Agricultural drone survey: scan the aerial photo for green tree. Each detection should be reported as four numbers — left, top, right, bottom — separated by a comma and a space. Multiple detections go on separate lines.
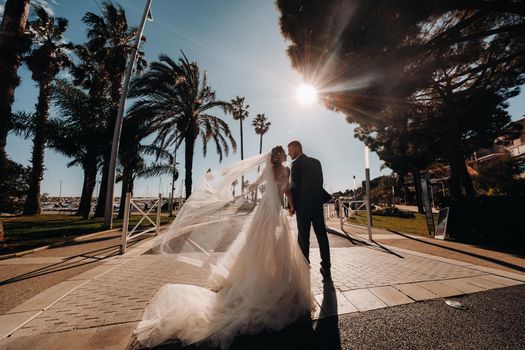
129, 53, 237, 198
50, 79, 106, 219
0, 0, 31, 236
0, 0, 31, 180
474, 155, 525, 195
82, 1, 147, 217
0, 159, 30, 214
22, 6, 72, 214
277, 0, 525, 199
230, 96, 249, 192
252, 113, 271, 155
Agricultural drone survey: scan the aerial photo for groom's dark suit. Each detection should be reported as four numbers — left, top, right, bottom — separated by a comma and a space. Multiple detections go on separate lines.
290, 154, 331, 270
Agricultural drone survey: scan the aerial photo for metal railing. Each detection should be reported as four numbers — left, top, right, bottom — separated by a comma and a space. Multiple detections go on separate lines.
120, 192, 161, 254
337, 197, 370, 231
324, 203, 337, 219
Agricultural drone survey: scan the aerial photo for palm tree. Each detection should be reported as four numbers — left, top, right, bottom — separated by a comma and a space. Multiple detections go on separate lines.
252, 113, 271, 155
82, 1, 147, 217
22, 6, 72, 215
230, 96, 249, 192
0, 0, 31, 177
129, 52, 237, 198
115, 110, 165, 219
0, 0, 31, 247
50, 79, 106, 219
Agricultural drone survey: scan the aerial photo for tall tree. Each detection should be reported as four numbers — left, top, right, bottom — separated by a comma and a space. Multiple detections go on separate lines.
82, 1, 146, 217
230, 96, 249, 191
0, 0, 31, 179
277, 0, 525, 199
22, 6, 72, 214
129, 53, 237, 198
0, 0, 31, 234
252, 113, 271, 155
50, 79, 106, 219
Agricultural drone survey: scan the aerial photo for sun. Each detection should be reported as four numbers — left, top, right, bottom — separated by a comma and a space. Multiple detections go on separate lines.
296, 84, 318, 105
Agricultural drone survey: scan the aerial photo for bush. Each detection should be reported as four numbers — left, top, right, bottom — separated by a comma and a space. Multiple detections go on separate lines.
441, 196, 524, 246
372, 206, 415, 218
0, 160, 30, 214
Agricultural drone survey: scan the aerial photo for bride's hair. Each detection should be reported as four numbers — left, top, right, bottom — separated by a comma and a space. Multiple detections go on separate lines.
270, 146, 285, 166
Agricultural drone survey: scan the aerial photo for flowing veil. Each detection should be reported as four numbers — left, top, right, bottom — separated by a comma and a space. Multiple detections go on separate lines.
148, 151, 272, 278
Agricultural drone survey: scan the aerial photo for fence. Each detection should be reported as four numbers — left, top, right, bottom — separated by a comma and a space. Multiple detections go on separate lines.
120, 193, 161, 254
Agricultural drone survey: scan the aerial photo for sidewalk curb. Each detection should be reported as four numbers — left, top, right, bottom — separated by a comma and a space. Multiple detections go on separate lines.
0, 228, 122, 261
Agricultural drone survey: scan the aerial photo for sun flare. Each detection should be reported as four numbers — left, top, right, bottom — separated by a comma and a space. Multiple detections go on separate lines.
296, 84, 318, 105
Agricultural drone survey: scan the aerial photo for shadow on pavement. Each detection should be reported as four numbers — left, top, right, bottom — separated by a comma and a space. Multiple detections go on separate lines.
0, 237, 148, 286
327, 227, 404, 259
388, 229, 525, 273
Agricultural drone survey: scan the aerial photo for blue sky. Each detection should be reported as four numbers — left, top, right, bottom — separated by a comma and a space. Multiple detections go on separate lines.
2, 0, 524, 197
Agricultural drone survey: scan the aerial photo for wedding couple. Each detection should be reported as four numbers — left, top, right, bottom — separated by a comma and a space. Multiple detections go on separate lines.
134, 140, 332, 349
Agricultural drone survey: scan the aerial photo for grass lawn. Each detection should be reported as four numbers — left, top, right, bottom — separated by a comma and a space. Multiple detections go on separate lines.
347, 211, 439, 236
0, 214, 175, 255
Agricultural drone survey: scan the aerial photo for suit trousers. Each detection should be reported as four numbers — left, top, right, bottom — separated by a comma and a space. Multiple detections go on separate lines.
296, 205, 331, 269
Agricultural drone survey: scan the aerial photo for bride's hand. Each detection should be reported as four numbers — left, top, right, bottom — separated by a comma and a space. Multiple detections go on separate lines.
288, 207, 295, 216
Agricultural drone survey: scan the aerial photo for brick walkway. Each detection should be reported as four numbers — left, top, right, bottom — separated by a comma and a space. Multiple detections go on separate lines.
1, 221, 524, 349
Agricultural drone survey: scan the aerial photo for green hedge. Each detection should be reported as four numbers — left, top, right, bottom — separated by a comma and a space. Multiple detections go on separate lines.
371, 206, 415, 218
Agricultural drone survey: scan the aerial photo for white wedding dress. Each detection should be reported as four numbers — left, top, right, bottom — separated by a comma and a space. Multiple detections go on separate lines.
134, 152, 313, 349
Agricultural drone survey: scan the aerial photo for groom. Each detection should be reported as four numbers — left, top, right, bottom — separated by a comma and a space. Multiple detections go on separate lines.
288, 140, 332, 278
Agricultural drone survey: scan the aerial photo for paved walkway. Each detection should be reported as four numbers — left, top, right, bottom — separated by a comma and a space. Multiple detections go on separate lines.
0, 221, 524, 349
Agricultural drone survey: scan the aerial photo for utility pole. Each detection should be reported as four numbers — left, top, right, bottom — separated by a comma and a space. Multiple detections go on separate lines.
104, 0, 153, 229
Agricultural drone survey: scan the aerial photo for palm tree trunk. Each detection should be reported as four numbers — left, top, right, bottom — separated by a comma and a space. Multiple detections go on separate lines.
184, 135, 196, 198
0, 0, 31, 180
240, 119, 245, 193
77, 159, 97, 219
23, 80, 51, 215
94, 150, 110, 217
259, 134, 263, 154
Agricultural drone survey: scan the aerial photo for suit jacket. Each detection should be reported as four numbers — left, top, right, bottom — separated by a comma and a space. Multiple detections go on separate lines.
290, 154, 331, 212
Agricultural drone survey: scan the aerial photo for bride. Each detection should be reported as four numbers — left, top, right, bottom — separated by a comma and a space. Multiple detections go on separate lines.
134, 146, 313, 349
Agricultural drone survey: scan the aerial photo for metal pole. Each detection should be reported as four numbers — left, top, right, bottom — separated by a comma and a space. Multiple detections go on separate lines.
104, 0, 153, 229
339, 197, 344, 230
364, 146, 372, 240
120, 192, 131, 254
169, 149, 177, 216
156, 193, 161, 235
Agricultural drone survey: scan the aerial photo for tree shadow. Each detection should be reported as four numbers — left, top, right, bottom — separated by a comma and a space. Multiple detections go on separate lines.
327, 226, 404, 258
0, 236, 146, 285
387, 229, 525, 273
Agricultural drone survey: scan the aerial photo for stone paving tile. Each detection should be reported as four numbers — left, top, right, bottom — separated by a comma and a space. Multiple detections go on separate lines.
342, 289, 388, 311
11, 255, 208, 338
369, 286, 414, 306
393, 283, 438, 301
6, 245, 504, 339
415, 281, 463, 298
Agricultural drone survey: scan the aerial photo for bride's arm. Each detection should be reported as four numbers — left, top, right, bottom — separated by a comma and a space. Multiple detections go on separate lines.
246, 170, 265, 193
284, 167, 295, 214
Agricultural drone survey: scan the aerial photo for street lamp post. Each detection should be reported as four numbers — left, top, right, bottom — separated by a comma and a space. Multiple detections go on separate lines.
364, 146, 372, 240
104, 0, 153, 228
